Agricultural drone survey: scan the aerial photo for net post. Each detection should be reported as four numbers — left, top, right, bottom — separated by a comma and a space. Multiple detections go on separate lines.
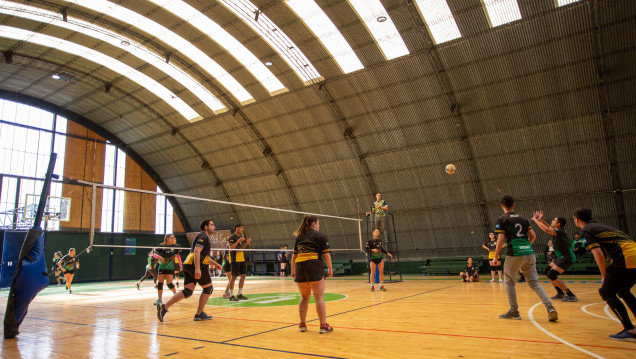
358, 219, 362, 252
89, 184, 96, 247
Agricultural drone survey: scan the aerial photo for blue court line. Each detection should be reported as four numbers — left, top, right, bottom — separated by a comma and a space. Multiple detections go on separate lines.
222, 285, 456, 344
23, 317, 347, 359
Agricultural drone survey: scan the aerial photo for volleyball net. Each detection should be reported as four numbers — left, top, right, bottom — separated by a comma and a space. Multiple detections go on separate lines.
63, 178, 365, 261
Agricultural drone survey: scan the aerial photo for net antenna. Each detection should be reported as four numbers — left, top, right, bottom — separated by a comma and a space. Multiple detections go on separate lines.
67, 178, 364, 253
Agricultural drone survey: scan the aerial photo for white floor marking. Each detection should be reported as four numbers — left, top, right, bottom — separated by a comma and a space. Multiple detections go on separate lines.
529, 302, 606, 359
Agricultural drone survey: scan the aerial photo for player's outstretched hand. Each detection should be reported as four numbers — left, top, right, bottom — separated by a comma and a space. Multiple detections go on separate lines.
388, 253, 393, 259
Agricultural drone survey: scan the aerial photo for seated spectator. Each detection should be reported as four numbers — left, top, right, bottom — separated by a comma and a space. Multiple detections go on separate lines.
460, 257, 479, 282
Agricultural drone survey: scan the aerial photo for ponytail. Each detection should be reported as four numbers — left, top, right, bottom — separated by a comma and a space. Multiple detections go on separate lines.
293, 215, 318, 236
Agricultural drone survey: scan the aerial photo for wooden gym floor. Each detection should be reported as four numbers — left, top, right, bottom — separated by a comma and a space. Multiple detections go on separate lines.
0, 275, 634, 358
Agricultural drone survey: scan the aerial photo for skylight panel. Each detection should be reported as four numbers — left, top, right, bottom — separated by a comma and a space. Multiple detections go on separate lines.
217, 0, 322, 85
147, 0, 286, 95
0, 25, 199, 121
482, 0, 522, 27
60, 0, 253, 104
556, 0, 581, 6
347, 0, 409, 60
285, 0, 364, 74
0, 1, 225, 115
414, 0, 462, 44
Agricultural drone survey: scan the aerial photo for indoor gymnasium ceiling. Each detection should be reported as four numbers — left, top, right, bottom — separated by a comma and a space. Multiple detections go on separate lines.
0, 0, 634, 257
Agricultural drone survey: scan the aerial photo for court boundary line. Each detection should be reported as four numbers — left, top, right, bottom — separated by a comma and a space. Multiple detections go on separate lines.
18, 317, 347, 359
528, 302, 606, 359
221, 285, 456, 343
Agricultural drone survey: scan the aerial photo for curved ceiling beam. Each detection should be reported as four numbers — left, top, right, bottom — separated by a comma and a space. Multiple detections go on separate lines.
0, 89, 194, 232
404, 0, 491, 234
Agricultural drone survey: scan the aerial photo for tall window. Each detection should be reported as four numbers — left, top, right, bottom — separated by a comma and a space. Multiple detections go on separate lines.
0, 99, 67, 230
155, 187, 174, 234
101, 145, 126, 232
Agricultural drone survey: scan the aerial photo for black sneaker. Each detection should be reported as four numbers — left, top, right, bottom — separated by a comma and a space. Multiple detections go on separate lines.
547, 306, 558, 322
609, 330, 636, 341
237, 294, 248, 300
157, 304, 167, 322
135, 282, 140, 290
229, 295, 239, 302
550, 293, 564, 300
194, 312, 212, 321
499, 310, 521, 320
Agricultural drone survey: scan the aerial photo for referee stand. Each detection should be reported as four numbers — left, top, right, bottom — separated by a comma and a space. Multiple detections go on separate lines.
366, 211, 402, 284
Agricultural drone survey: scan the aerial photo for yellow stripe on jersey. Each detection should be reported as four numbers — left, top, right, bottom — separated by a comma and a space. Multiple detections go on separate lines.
183, 253, 209, 265
495, 229, 504, 233
295, 253, 318, 263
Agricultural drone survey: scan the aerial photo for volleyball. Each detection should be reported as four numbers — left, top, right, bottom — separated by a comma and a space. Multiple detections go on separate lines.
445, 164, 456, 174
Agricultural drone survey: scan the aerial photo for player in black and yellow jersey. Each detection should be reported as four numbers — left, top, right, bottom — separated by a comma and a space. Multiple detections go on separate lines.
574, 207, 636, 341
227, 224, 252, 301
532, 211, 578, 302
58, 248, 79, 294
157, 219, 222, 322
493, 195, 557, 322
482, 232, 505, 283
366, 229, 393, 291
459, 257, 479, 282
291, 215, 333, 334
221, 250, 232, 298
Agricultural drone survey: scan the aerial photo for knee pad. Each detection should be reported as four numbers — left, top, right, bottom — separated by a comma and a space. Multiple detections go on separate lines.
460, 273, 467, 279
182, 288, 193, 298
202, 286, 213, 295
157, 282, 164, 290
167, 283, 175, 290
546, 269, 560, 281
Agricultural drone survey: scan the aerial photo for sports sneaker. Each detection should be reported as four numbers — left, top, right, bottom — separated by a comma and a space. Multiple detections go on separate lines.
153, 298, 162, 305
229, 296, 239, 302
299, 322, 307, 332
547, 306, 558, 322
68, 290, 72, 294
222, 292, 230, 299
237, 294, 248, 300
380, 286, 387, 291
550, 293, 564, 300
487, 279, 495, 283
194, 312, 212, 321
499, 310, 521, 320
562, 295, 578, 302
609, 330, 636, 341
175, 282, 179, 288
370, 286, 375, 292
157, 304, 167, 322
319, 323, 334, 334
135, 282, 140, 290
498, 279, 504, 283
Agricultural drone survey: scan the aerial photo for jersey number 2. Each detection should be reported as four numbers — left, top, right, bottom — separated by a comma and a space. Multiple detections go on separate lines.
514, 223, 524, 237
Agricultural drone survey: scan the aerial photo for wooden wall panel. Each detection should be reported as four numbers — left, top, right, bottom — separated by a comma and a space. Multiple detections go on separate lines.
173, 210, 185, 233
60, 122, 105, 230
124, 156, 156, 232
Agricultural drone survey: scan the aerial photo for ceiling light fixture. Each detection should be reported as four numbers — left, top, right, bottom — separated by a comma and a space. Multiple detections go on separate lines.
265, 61, 272, 66
377, 16, 387, 22
51, 73, 61, 80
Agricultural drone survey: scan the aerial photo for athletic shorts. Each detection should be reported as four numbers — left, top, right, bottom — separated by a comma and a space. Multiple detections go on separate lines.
173, 263, 181, 272
370, 258, 383, 265
64, 270, 75, 275
294, 259, 324, 283
223, 260, 231, 273
158, 268, 174, 275
552, 258, 573, 271
231, 261, 247, 276
183, 263, 212, 287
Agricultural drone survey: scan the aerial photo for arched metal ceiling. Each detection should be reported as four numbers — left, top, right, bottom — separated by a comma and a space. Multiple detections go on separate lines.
1, 0, 634, 258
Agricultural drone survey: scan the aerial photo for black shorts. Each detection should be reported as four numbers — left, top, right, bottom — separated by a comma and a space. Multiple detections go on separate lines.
183, 263, 212, 287
370, 258, 383, 265
231, 261, 248, 276
223, 261, 231, 273
600, 266, 636, 298
64, 270, 75, 275
552, 258, 573, 271
173, 263, 181, 272
158, 268, 174, 275
294, 259, 324, 283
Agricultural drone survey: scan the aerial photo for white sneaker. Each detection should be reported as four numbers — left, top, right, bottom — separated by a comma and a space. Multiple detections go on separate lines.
499, 279, 504, 283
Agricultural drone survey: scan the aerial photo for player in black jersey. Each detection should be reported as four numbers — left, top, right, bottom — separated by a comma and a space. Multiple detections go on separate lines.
493, 195, 557, 321
157, 219, 222, 322
459, 257, 479, 282
278, 244, 289, 277
292, 215, 334, 334
221, 250, 232, 298
227, 224, 252, 301
366, 229, 393, 291
574, 207, 636, 341
531, 211, 578, 302
58, 248, 79, 294
154, 234, 179, 305
482, 232, 504, 283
